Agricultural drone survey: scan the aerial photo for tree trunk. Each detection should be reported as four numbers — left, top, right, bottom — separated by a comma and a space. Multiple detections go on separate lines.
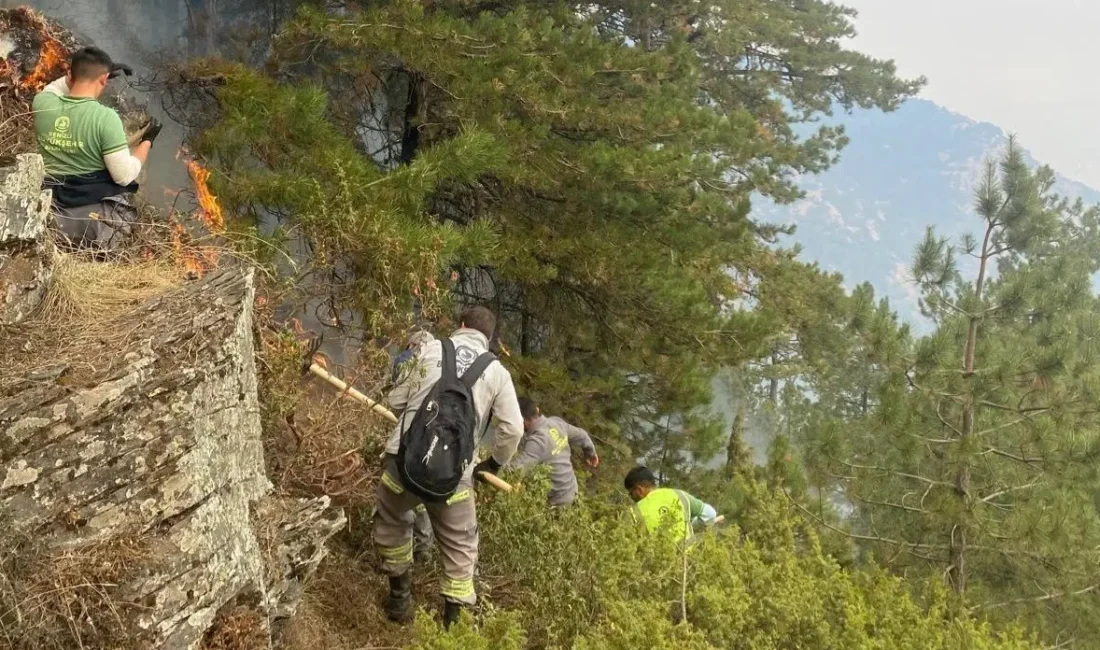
768, 352, 779, 405
949, 219, 995, 594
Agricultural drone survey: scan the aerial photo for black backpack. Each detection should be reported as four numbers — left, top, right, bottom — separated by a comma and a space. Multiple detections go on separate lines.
397, 339, 497, 502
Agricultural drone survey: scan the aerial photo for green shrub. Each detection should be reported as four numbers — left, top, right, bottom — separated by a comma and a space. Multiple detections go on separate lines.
408, 476, 1031, 650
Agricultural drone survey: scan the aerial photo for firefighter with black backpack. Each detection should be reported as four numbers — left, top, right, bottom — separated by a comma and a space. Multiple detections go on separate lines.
373, 306, 524, 627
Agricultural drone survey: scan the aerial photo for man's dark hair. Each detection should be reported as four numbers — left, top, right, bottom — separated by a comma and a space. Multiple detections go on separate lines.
69, 47, 113, 82
459, 306, 496, 340
624, 466, 658, 491
518, 396, 538, 420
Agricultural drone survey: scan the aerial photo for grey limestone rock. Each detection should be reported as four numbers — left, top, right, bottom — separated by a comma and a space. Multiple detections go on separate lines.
1, 245, 344, 648
0, 154, 53, 326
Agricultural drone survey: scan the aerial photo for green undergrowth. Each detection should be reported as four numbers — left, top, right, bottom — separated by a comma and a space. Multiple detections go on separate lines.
408, 473, 1032, 650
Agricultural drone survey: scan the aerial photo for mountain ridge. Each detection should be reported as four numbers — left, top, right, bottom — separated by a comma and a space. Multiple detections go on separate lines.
765, 98, 1100, 325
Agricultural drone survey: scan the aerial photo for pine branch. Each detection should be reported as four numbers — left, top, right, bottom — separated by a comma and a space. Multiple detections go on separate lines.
979, 480, 1044, 504
979, 399, 1052, 414
980, 447, 1044, 466
828, 457, 954, 490
854, 496, 928, 514
975, 413, 1048, 437
934, 401, 963, 438
789, 495, 947, 551
980, 584, 1099, 610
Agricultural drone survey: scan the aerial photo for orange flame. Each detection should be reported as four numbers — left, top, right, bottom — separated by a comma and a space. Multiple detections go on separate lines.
23, 32, 68, 92
171, 221, 219, 278
186, 159, 225, 233
167, 158, 225, 278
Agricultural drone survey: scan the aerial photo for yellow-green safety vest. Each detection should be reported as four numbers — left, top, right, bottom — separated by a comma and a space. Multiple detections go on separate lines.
633, 487, 694, 543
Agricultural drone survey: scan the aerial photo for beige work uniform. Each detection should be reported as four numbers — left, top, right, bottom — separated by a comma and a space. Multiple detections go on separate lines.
375, 457, 479, 603
373, 328, 523, 605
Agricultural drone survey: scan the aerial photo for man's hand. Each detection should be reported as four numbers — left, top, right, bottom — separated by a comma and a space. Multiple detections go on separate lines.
140, 118, 163, 145
473, 456, 502, 483
108, 63, 134, 80
586, 454, 600, 469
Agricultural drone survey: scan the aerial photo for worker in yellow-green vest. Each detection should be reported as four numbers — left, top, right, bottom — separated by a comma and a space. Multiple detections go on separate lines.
624, 466, 717, 543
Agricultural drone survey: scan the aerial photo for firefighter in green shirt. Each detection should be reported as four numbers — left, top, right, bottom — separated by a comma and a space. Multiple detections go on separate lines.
624, 466, 716, 543
33, 47, 162, 248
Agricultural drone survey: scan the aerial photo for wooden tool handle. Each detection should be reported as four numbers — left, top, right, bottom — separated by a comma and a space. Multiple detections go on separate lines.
478, 471, 513, 493
309, 363, 399, 424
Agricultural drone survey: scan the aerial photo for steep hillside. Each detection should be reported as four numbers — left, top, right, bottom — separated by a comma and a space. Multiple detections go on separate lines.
764, 99, 1100, 325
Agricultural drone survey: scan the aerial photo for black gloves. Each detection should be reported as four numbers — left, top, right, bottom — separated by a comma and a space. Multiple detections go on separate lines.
108, 63, 134, 80
473, 456, 502, 483
140, 118, 163, 145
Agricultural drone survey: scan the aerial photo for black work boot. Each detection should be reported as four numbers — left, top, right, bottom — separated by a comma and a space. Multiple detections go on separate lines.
385, 573, 414, 623
442, 599, 464, 630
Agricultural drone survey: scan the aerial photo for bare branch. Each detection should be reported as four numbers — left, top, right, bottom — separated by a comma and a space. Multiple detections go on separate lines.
979, 480, 1044, 504
981, 447, 1044, 466
980, 584, 1099, 610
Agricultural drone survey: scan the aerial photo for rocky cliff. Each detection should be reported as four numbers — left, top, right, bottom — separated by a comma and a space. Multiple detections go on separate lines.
0, 154, 345, 649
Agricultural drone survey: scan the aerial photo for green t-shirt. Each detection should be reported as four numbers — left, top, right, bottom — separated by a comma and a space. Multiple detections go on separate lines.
32, 91, 128, 177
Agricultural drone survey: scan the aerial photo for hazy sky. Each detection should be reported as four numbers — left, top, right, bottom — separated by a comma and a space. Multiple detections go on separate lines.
843, 0, 1099, 187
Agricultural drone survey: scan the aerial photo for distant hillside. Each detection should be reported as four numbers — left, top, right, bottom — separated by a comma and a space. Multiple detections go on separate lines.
761, 98, 1100, 326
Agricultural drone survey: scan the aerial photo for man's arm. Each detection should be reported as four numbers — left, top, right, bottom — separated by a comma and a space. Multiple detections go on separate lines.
506, 435, 547, 471
385, 360, 420, 416
562, 421, 598, 465
686, 493, 717, 524
100, 111, 147, 185
487, 370, 524, 465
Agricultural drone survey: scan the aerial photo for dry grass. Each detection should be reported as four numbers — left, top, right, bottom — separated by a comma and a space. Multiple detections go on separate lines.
257, 325, 393, 508
0, 100, 34, 167
38, 252, 187, 328
0, 534, 153, 650
201, 606, 270, 650
0, 250, 187, 389
278, 543, 440, 650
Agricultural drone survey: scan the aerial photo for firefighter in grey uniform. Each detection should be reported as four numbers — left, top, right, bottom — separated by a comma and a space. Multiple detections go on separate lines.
373, 307, 523, 627
507, 397, 599, 506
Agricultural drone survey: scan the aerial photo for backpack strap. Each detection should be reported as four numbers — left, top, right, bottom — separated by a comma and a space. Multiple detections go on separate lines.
440, 339, 458, 382
460, 351, 497, 390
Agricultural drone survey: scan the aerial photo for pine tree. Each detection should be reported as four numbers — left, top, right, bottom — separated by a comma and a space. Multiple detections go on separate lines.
187, 0, 920, 467
724, 405, 753, 478
764, 434, 807, 500
815, 140, 1100, 645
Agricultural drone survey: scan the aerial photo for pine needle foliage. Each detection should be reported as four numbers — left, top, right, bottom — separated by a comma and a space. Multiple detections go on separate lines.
805, 140, 1100, 645
189, 0, 921, 456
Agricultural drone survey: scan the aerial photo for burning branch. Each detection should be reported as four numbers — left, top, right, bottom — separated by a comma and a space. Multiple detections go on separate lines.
186, 158, 225, 232
169, 156, 228, 278
0, 8, 74, 94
